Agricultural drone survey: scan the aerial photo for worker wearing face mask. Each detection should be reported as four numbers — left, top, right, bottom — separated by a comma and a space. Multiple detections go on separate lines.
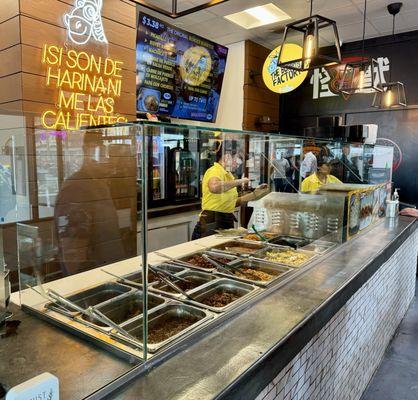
192, 142, 269, 239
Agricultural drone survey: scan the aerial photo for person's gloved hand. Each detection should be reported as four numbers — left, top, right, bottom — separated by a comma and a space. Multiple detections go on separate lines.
399, 207, 418, 218
253, 183, 270, 200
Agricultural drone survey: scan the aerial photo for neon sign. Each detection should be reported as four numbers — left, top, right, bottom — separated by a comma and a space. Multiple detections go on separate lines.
63, 0, 108, 46
41, 44, 127, 130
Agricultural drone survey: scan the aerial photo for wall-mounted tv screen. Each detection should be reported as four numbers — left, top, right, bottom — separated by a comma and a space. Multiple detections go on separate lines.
136, 12, 229, 123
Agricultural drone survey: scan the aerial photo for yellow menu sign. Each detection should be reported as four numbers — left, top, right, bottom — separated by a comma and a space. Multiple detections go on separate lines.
262, 43, 308, 94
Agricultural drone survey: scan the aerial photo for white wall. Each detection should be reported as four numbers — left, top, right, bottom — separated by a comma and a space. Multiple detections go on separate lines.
173, 41, 245, 131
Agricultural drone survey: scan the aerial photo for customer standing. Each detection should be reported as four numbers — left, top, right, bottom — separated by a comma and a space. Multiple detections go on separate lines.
271, 151, 290, 192
300, 151, 317, 179
192, 143, 269, 239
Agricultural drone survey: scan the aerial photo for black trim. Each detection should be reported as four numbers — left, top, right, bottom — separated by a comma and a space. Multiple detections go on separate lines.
215, 219, 418, 400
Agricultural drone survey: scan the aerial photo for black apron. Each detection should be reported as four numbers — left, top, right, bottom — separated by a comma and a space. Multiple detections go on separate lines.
192, 211, 237, 240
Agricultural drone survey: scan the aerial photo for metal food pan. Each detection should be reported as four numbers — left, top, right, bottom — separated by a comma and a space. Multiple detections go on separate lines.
267, 235, 312, 248
150, 270, 218, 299
176, 250, 238, 273
185, 278, 260, 313
121, 263, 187, 286
253, 247, 317, 269
65, 282, 133, 309
210, 240, 267, 257
301, 241, 337, 254
122, 303, 213, 353
216, 258, 294, 287
240, 232, 278, 242
81, 291, 166, 327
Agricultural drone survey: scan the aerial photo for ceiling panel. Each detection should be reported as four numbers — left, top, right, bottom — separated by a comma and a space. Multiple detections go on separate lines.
137, 0, 418, 50
402, 11, 418, 31
338, 21, 380, 42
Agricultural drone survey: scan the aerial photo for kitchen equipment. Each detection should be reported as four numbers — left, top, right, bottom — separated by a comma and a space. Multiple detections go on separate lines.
154, 251, 197, 269
148, 265, 197, 301
39, 287, 140, 344
217, 258, 294, 287
121, 264, 186, 286
267, 235, 312, 249
101, 270, 143, 289
151, 270, 217, 299
210, 240, 267, 256
123, 303, 213, 353
185, 278, 259, 313
1, 229, 11, 331
251, 224, 267, 241
253, 247, 316, 268
386, 200, 398, 218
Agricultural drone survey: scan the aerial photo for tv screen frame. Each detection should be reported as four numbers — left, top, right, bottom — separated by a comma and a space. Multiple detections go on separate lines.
136, 12, 229, 123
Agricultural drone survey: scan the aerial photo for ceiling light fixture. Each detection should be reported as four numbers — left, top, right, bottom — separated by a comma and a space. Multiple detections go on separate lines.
275, 0, 342, 72
338, 0, 382, 95
224, 3, 291, 30
131, 0, 230, 19
372, 2, 407, 108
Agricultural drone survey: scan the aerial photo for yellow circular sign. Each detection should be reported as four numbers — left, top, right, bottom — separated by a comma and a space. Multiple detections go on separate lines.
180, 46, 212, 86
262, 43, 308, 93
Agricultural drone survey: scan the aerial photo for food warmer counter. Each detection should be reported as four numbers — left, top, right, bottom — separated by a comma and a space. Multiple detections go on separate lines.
18, 230, 336, 361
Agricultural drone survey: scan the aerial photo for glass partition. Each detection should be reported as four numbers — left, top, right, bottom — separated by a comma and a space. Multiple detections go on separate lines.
1, 110, 147, 399
1, 116, 395, 398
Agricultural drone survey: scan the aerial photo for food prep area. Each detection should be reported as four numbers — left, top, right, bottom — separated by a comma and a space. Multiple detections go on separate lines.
5, 216, 416, 400
18, 232, 336, 361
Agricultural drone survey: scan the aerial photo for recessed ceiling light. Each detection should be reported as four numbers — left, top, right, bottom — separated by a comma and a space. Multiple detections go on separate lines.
224, 3, 291, 29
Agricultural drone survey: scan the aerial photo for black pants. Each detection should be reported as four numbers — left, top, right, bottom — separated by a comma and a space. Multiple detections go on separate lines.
192, 211, 235, 240
274, 178, 287, 192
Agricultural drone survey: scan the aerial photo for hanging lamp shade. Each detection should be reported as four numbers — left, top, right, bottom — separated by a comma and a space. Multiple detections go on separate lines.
339, 58, 383, 95
276, 15, 342, 72
372, 3, 407, 108
372, 82, 407, 108
337, 0, 383, 95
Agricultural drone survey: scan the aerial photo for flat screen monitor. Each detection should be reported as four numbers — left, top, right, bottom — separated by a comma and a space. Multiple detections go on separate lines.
136, 12, 229, 123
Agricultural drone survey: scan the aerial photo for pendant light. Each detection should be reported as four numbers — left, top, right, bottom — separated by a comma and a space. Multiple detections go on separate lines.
276, 0, 342, 72
338, 0, 382, 95
372, 2, 407, 108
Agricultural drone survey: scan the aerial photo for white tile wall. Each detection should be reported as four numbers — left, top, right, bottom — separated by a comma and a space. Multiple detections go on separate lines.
255, 230, 418, 400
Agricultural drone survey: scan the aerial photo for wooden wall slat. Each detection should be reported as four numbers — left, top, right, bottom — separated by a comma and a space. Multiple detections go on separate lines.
243, 40, 279, 132
20, 16, 136, 71
244, 85, 280, 104
0, 0, 19, 24
58, 0, 137, 28
20, 0, 136, 50
0, 15, 20, 51
0, 45, 22, 78
0, 73, 22, 104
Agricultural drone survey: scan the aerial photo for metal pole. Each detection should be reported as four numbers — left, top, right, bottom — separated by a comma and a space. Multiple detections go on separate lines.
140, 125, 149, 361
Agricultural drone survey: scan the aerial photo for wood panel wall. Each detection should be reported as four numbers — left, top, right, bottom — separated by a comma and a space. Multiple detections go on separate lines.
243, 40, 279, 132
0, 0, 138, 288
0, 0, 137, 121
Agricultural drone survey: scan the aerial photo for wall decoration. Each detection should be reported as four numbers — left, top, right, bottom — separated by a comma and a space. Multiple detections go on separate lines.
40, 44, 127, 130
64, 0, 108, 45
262, 44, 308, 94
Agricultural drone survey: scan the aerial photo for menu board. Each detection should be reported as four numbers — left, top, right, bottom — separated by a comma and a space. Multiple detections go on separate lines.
136, 12, 229, 123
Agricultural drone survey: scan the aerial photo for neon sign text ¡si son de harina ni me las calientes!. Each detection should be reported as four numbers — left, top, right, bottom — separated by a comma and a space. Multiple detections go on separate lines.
40, 0, 128, 131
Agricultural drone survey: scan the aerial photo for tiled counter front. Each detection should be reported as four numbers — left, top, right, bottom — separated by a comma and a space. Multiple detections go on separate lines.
255, 230, 418, 400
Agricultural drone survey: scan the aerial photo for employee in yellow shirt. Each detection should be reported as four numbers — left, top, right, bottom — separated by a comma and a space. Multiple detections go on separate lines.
192, 143, 269, 239
301, 160, 342, 192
